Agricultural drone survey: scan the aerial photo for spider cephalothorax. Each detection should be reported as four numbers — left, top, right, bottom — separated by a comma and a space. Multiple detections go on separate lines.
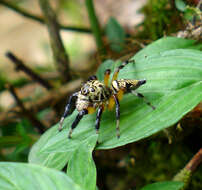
59, 60, 155, 138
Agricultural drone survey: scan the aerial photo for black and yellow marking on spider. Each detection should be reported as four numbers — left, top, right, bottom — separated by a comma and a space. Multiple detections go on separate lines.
59, 60, 155, 139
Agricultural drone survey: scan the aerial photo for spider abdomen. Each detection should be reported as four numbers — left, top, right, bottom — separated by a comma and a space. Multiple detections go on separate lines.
112, 79, 146, 93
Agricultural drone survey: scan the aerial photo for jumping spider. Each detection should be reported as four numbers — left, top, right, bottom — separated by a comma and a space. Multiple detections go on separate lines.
59, 60, 155, 139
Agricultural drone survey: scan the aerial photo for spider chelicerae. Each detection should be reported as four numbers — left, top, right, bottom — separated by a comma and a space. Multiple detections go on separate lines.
58, 60, 155, 139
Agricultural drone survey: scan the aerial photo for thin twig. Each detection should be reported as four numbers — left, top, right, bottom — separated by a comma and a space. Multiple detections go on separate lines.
6, 83, 46, 134
0, 79, 82, 126
6, 51, 53, 90
185, 148, 202, 173
173, 148, 202, 189
38, 0, 71, 82
0, 0, 91, 33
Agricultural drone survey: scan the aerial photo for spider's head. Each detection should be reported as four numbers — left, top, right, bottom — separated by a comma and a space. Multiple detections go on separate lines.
81, 83, 96, 95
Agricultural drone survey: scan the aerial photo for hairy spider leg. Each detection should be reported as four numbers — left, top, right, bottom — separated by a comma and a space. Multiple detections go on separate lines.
111, 60, 134, 82
131, 91, 156, 110
108, 88, 124, 110
108, 60, 130, 110
108, 96, 115, 110
95, 106, 104, 134
59, 92, 78, 131
104, 69, 111, 86
87, 106, 96, 114
87, 75, 97, 81
68, 109, 88, 138
113, 94, 120, 138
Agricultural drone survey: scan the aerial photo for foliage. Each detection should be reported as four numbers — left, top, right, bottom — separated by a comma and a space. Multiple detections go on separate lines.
26, 37, 202, 189
0, 119, 36, 162
175, 0, 201, 21
67, 135, 97, 190
0, 162, 83, 190
139, 0, 182, 40
140, 181, 184, 190
0, 0, 201, 189
105, 17, 126, 52
175, 0, 187, 12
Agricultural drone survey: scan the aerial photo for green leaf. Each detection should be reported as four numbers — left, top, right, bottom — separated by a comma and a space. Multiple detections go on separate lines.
140, 181, 184, 190
67, 134, 98, 190
0, 162, 82, 190
175, 0, 187, 12
28, 124, 72, 170
134, 37, 198, 59
184, 7, 197, 21
105, 17, 125, 52
29, 37, 202, 169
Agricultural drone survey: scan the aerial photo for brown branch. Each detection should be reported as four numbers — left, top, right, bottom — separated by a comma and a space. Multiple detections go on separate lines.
185, 148, 202, 173
173, 148, 202, 189
0, 79, 82, 126
6, 51, 53, 90
6, 83, 46, 134
38, 0, 72, 82
0, 0, 91, 33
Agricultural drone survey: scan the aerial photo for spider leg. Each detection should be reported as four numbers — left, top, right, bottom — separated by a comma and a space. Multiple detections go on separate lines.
95, 106, 104, 134
59, 92, 78, 132
87, 75, 97, 81
104, 69, 111, 86
113, 94, 120, 138
68, 109, 88, 138
111, 60, 134, 82
131, 91, 156, 110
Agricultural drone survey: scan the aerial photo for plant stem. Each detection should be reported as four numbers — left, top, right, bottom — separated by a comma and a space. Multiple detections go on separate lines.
38, 0, 71, 82
173, 148, 202, 189
1, 79, 82, 126
184, 148, 202, 173
0, 0, 91, 33
6, 83, 46, 134
6, 51, 53, 90
85, 0, 106, 55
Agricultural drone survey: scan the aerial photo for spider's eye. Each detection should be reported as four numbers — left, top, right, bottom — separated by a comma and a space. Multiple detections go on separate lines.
90, 88, 95, 92
82, 88, 89, 95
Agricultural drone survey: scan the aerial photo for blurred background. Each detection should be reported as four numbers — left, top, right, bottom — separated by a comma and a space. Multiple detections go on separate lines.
0, 0, 148, 109
0, 0, 201, 189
